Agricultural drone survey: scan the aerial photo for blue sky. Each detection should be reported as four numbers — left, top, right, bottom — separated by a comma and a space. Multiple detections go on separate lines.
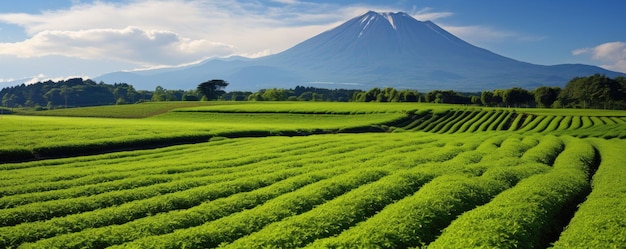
1, 0, 625, 85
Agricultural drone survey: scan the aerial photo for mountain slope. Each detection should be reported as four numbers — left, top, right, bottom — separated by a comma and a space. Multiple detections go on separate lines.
95, 11, 624, 91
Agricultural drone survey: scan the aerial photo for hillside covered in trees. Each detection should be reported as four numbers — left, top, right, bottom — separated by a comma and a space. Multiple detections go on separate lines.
1, 79, 146, 109
2, 74, 625, 110
0, 78, 196, 109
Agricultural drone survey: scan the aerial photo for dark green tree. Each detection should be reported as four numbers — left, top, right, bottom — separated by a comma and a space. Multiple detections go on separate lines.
558, 74, 624, 109
398, 90, 419, 102
503, 87, 534, 107
533, 86, 560, 108
152, 86, 167, 102
197, 79, 229, 101
480, 91, 494, 106
364, 88, 381, 102
261, 88, 289, 101
380, 87, 398, 102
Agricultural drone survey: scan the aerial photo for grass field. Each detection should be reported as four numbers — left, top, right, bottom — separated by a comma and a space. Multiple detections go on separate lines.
1, 101, 624, 248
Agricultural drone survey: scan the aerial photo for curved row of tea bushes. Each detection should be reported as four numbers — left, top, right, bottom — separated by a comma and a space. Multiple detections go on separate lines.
0, 138, 285, 191
450, 111, 482, 132
303, 174, 508, 248
557, 116, 572, 130
399, 109, 626, 138
435, 110, 472, 133
520, 135, 564, 165
472, 135, 538, 168
589, 116, 603, 126
445, 110, 481, 133
534, 115, 556, 132
0, 175, 173, 208
612, 117, 626, 124
428, 137, 596, 249
16, 168, 342, 249
408, 110, 444, 131
543, 116, 564, 132
552, 139, 626, 248
490, 110, 512, 131
581, 116, 594, 128
476, 110, 502, 131
569, 116, 582, 130
420, 111, 456, 132
0, 166, 307, 226
517, 115, 546, 132
0, 135, 374, 199
465, 110, 496, 132
508, 112, 526, 130
423, 110, 459, 133
109, 169, 391, 249
0, 168, 312, 248
0, 139, 301, 205
307, 158, 552, 249
221, 170, 436, 248
0, 136, 390, 248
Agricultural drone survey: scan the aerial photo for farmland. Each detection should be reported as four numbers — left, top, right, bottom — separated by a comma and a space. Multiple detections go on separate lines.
1, 101, 625, 248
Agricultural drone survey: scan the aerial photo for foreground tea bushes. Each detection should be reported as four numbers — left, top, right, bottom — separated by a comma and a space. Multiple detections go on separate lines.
18, 169, 341, 249
0, 117, 623, 248
110, 169, 391, 249
428, 136, 597, 249
304, 174, 509, 248
520, 134, 564, 165
222, 170, 436, 248
552, 138, 626, 248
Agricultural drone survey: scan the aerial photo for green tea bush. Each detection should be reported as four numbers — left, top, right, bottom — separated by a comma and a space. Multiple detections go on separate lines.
477, 110, 502, 131
466, 110, 496, 132
17, 170, 338, 249
521, 135, 564, 165
110, 169, 389, 249
304, 174, 507, 248
552, 139, 626, 248
428, 137, 595, 249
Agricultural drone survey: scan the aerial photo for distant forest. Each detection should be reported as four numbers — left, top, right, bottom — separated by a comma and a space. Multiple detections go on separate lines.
2, 74, 625, 110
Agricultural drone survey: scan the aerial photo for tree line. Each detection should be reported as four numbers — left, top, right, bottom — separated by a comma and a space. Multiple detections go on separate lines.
1, 78, 150, 109
0, 79, 219, 109
479, 74, 626, 109
350, 74, 626, 109
2, 74, 625, 109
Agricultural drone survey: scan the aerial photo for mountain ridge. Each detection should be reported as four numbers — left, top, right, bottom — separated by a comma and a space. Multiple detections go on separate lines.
95, 11, 625, 91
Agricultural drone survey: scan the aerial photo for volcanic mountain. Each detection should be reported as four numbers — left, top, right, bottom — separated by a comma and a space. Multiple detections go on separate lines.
95, 11, 624, 91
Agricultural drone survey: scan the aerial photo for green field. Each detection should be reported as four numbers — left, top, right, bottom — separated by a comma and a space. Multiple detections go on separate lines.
1, 102, 625, 248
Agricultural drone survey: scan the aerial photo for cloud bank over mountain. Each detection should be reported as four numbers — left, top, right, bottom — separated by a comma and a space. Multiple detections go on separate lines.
1, 1, 624, 86
95, 11, 625, 91
573, 42, 626, 73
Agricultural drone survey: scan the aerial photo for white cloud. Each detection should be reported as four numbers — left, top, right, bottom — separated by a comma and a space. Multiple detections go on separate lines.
0, 77, 14, 83
591, 42, 626, 62
23, 74, 89, 85
442, 24, 544, 44
0, 0, 537, 79
0, 0, 437, 68
0, 0, 352, 66
571, 48, 587, 56
0, 26, 236, 66
573, 41, 626, 73
410, 7, 452, 21
271, 0, 300, 4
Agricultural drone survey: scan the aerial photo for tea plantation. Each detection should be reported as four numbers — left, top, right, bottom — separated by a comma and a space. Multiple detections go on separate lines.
1, 102, 624, 248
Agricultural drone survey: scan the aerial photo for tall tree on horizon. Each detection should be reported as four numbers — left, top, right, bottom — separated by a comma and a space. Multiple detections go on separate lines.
197, 79, 229, 101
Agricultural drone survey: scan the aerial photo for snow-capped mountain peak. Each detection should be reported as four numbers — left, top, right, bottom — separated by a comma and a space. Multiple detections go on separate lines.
358, 11, 404, 36
95, 10, 625, 91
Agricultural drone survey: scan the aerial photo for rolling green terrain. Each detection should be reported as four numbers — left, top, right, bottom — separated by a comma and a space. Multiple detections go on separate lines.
1, 102, 625, 248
